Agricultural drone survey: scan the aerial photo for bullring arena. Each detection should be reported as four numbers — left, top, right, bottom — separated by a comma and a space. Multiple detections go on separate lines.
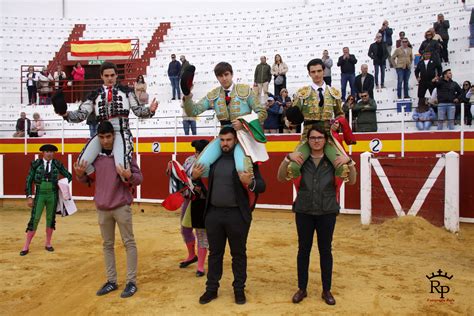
1, 0, 474, 315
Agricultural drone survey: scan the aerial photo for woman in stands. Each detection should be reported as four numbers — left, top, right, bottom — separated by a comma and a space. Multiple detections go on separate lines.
461, 80, 472, 126
412, 98, 437, 131
25, 66, 37, 105
37, 67, 53, 105
271, 54, 288, 97
71, 62, 85, 103
276, 88, 292, 133
342, 95, 356, 126
134, 75, 149, 105
29, 112, 45, 137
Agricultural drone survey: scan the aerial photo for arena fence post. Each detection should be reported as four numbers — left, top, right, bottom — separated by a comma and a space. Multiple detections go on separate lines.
360, 151, 372, 225
401, 105, 405, 157
24, 124, 27, 155
444, 151, 459, 233
135, 117, 139, 155
68, 154, 73, 194
173, 114, 178, 158
61, 120, 65, 155
137, 154, 141, 200
349, 109, 353, 155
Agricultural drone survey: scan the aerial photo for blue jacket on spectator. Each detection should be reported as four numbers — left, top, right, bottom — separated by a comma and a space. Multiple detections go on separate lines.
412, 107, 436, 121
264, 102, 282, 130
168, 60, 182, 77
379, 27, 393, 46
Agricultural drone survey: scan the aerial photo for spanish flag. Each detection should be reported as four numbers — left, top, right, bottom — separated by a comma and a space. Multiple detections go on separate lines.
70, 39, 131, 57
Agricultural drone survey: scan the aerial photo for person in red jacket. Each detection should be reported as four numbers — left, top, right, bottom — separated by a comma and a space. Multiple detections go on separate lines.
71, 62, 85, 103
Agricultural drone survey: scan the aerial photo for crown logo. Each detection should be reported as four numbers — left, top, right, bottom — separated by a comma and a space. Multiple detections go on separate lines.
426, 269, 453, 280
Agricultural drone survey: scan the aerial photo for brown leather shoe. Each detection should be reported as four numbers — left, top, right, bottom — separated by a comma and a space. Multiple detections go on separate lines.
321, 290, 336, 305
292, 289, 307, 304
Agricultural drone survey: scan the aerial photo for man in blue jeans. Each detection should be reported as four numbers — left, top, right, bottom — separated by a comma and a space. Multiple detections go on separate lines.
337, 47, 358, 101
433, 69, 462, 130
168, 54, 182, 100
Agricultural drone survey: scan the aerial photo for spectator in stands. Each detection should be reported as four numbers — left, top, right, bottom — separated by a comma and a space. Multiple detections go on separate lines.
378, 20, 393, 67
181, 102, 197, 135
168, 54, 182, 100
71, 62, 85, 103
13, 112, 31, 137
180, 55, 191, 75
434, 14, 450, 63
461, 81, 472, 125
415, 51, 443, 99
391, 38, 413, 99
25, 66, 37, 105
395, 31, 412, 48
353, 91, 377, 132
37, 67, 53, 105
86, 112, 98, 138
254, 56, 272, 101
412, 98, 437, 130
53, 65, 66, 91
337, 47, 358, 101
276, 88, 291, 133
470, 7, 474, 48
368, 33, 389, 89
134, 75, 149, 105
322, 50, 333, 86
29, 112, 45, 137
342, 95, 357, 125
271, 54, 288, 97
263, 96, 282, 134
419, 30, 442, 65
432, 69, 462, 130
355, 64, 374, 101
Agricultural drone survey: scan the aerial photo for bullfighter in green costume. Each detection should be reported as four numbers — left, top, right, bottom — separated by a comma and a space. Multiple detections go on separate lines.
20, 144, 72, 256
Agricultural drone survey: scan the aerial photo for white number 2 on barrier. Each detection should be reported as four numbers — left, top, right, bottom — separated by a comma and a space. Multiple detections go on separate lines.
370, 138, 382, 153
152, 142, 161, 153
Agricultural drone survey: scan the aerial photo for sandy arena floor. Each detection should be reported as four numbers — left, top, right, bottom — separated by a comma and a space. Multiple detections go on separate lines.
0, 201, 473, 315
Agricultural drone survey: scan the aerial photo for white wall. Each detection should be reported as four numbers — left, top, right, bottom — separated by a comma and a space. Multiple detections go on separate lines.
0, 0, 304, 18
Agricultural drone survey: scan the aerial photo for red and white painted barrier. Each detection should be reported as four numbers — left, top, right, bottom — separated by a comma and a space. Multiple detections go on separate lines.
360, 151, 459, 232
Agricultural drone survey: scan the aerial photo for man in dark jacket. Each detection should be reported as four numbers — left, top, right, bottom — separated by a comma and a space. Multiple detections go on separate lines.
277, 125, 356, 306
415, 51, 443, 98
434, 14, 450, 63
337, 47, 358, 101
168, 54, 182, 100
353, 91, 378, 132
378, 20, 393, 67
194, 126, 266, 305
355, 64, 375, 101
368, 33, 389, 88
13, 112, 31, 137
253, 56, 272, 101
179, 55, 191, 76
433, 69, 462, 130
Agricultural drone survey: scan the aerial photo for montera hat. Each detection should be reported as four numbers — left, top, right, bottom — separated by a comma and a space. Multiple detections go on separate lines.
180, 65, 196, 96
39, 144, 58, 152
51, 90, 68, 115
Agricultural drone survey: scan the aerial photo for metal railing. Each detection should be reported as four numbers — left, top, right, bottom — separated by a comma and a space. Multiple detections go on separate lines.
2, 104, 472, 156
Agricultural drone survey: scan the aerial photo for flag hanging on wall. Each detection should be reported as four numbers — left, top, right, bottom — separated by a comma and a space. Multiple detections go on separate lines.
70, 39, 131, 57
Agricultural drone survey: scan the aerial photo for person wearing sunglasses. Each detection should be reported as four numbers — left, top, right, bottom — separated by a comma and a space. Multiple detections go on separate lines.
391, 38, 414, 99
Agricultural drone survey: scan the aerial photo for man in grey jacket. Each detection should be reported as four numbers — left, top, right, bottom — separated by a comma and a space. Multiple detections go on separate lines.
322, 50, 333, 86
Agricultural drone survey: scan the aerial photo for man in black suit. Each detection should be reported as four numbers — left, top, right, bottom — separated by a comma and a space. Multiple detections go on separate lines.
355, 64, 375, 101
415, 51, 443, 99
193, 126, 266, 305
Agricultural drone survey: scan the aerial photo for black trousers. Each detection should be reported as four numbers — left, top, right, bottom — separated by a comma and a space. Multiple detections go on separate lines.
441, 39, 449, 63
323, 76, 332, 87
417, 80, 435, 99
27, 86, 37, 104
295, 212, 337, 291
205, 206, 250, 292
